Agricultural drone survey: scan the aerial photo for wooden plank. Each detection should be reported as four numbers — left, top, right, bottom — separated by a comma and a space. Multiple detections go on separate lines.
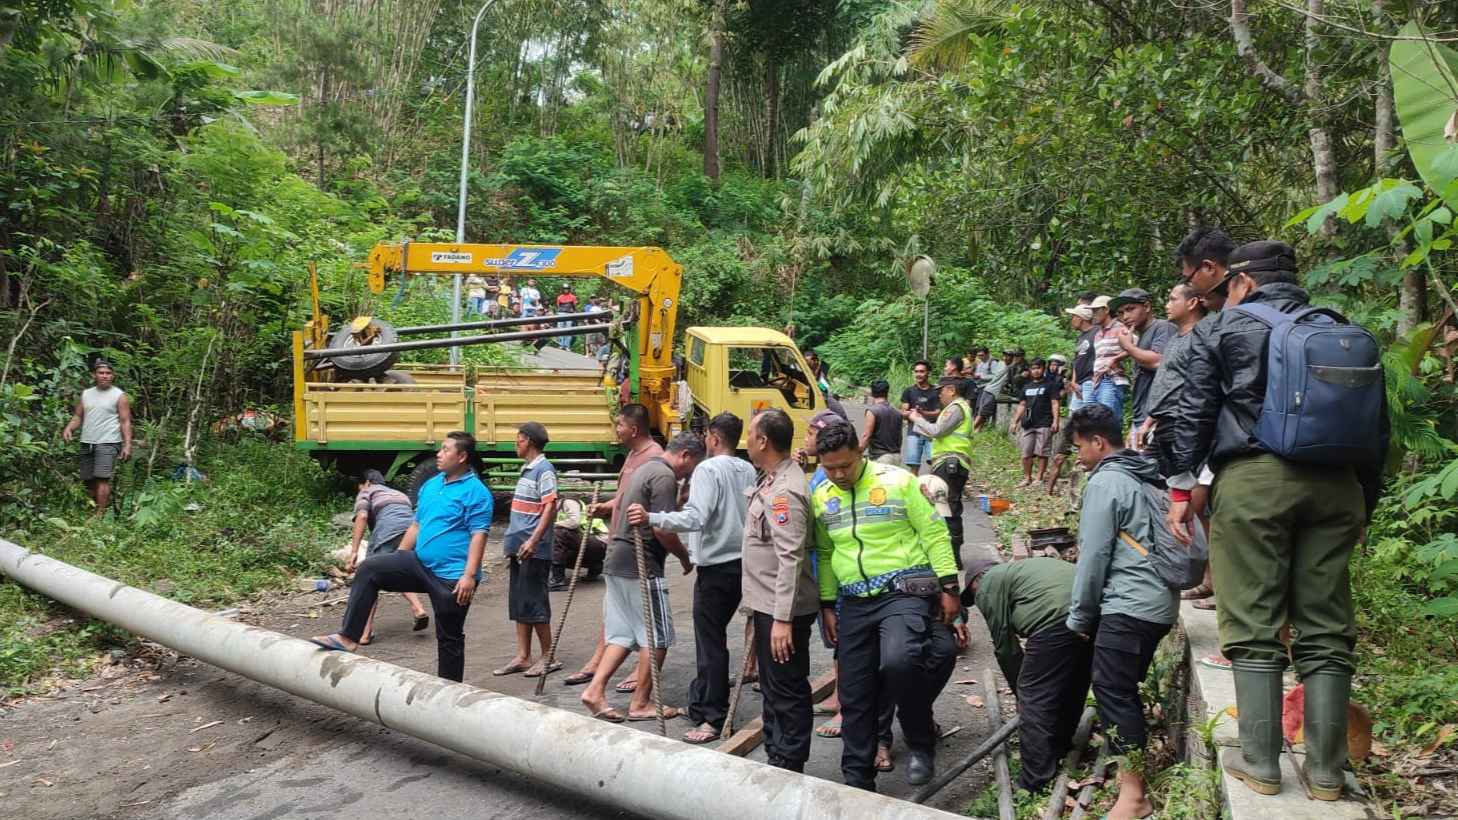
719, 670, 837, 758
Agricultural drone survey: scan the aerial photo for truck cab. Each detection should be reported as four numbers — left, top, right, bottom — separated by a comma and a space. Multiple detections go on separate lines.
682, 327, 827, 448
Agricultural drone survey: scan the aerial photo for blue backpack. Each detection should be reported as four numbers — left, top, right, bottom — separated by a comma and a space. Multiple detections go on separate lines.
1231, 302, 1384, 465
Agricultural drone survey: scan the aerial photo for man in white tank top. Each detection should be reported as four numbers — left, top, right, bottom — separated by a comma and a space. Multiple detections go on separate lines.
61, 360, 132, 517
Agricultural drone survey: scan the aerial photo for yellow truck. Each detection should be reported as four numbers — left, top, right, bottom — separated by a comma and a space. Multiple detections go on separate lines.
292, 242, 833, 494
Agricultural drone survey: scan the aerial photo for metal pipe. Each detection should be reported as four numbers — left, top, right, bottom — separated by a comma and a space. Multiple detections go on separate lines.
396, 309, 614, 336
0, 540, 960, 820
304, 322, 612, 360
451, 0, 501, 365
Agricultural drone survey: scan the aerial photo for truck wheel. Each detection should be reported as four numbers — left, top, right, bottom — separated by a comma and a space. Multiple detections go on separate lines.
406, 459, 440, 505
380, 370, 416, 384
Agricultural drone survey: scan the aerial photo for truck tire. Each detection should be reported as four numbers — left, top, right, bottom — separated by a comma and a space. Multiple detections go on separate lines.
380, 370, 416, 384
328, 319, 401, 378
405, 459, 439, 505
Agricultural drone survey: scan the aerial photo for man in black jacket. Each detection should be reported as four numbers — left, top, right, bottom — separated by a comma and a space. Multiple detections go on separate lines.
1167, 240, 1388, 803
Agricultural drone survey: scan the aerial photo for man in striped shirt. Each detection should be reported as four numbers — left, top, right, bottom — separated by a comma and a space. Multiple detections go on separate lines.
494, 422, 561, 678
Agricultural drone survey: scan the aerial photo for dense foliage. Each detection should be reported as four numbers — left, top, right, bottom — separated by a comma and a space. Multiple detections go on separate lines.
3, 0, 1458, 810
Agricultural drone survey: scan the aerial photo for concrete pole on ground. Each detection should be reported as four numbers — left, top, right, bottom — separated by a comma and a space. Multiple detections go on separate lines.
0, 539, 964, 820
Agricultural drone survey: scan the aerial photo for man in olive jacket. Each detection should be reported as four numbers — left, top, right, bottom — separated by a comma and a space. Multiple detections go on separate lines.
963, 557, 1091, 792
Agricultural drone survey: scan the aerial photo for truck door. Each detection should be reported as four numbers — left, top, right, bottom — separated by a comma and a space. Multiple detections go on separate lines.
723, 346, 819, 432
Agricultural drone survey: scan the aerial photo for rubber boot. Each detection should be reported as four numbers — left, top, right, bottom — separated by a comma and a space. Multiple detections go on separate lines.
1301, 671, 1351, 801
1221, 659, 1284, 796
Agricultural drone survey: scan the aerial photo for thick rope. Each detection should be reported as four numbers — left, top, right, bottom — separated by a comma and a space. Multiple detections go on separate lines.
535, 483, 600, 696
632, 525, 666, 736
720, 613, 756, 740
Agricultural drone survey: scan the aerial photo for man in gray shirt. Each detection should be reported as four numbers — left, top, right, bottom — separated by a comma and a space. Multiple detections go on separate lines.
1111, 287, 1176, 445
627, 413, 756, 743
61, 360, 133, 518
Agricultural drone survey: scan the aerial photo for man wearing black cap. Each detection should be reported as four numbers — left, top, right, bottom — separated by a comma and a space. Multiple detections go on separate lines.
910, 376, 975, 567
1109, 288, 1175, 448
963, 557, 1091, 793
1169, 240, 1389, 803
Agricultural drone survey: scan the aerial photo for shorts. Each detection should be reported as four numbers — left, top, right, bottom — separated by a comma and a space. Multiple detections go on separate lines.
904, 433, 932, 466
508, 556, 552, 624
1019, 426, 1052, 458
603, 574, 674, 650
79, 442, 121, 481
367, 531, 406, 557
976, 391, 998, 420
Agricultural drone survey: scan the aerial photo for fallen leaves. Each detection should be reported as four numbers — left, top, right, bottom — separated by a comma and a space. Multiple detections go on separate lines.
188, 720, 224, 734
1420, 724, 1457, 758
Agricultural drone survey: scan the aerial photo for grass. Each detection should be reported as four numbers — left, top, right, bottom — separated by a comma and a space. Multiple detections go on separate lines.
964, 424, 1080, 552
0, 437, 341, 695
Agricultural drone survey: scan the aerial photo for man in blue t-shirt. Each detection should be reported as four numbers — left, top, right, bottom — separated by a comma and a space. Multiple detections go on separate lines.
312, 432, 492, 682
494, 422, 560, 678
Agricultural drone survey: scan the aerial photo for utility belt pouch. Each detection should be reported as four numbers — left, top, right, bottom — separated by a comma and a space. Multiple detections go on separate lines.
894, 575, 940, 597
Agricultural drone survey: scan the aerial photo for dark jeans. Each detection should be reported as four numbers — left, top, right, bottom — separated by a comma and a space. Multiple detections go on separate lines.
931, 458, 968, 568
837, 593, 957, 790
551, 526, 606, 579
1090, 613, 1171, 754
342, 550, 472, 682
1016, 622, 1094, 791
753, 609, 815, 771
689, 561, 742, 731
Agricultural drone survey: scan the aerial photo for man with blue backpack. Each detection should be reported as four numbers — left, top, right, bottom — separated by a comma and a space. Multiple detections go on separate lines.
1169, 240, 1388, 803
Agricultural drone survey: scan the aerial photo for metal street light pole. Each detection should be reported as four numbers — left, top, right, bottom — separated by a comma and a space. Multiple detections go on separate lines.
450, 0, 498, 366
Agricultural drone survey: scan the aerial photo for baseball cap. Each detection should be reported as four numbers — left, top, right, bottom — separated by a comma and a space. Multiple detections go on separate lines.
936, 376, 964, 390
918, 475, 953, 517
809, 410, 841, 431
961, 558, 1000, 607
1228, 240, 1297, 275
1089, 295, 1113, 310
1063, 305, 1094, 320
1048, 353, 1068, 364
1109, 287, 1152, 312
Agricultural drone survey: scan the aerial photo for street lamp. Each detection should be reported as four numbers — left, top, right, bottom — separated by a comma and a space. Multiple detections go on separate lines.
449, 0, 499, 366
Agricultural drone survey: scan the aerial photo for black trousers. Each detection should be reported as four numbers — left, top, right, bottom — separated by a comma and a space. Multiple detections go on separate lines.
1091, 613, 1171, 754
689, 561, 742, 731
931, 459, 968, 568
342, 550, 471, 682
1015, 622, 1094, 791
837, 593, 957, 790
752, 609, 815, 771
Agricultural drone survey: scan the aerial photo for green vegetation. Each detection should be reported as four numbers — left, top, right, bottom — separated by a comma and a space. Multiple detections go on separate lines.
2, 0, 1457, 811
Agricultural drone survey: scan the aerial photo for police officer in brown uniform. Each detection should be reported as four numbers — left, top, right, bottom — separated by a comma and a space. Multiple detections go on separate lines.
742, 408, 821, 772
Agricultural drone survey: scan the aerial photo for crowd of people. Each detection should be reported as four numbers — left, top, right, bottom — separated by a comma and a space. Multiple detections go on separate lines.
289, 227, 1381, 813
461, 275, 612, 355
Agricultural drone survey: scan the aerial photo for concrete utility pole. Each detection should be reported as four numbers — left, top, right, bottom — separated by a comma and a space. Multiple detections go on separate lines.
0, 539, 965, 820
450, 0, 499, 366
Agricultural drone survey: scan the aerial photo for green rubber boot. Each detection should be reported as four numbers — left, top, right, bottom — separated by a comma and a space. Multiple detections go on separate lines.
1301, 671, 1351, 801
1221, 659, 1284, 796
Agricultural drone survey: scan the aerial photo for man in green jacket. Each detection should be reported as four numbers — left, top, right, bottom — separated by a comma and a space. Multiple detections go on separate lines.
813, 420, 960, 791
1067, 404, 1179, 819
963, 557, 1091, 793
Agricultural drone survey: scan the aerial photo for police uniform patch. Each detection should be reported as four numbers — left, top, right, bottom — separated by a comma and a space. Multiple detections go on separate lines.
826, 497, 841, 514
772, 495, 790, 526
868, 486, 887, 506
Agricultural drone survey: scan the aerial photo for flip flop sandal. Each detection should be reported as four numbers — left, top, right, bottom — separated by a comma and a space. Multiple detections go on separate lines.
412, 615, 430, 632
309, 636, 353, 652
615, 679, 639, 694
563, 671, 594, 686
524, 661, 563, 678
1193, 598, 1218, 611
493, 663, 531, 676
815, 721, 843, 739
683, 725, 719, 745
875, 750, 895, 772
813, 703, 839, 716
359, 636, 374, 646
591, 709, 626, 723
1181, 585, 1214, 600
627, 706, 683, 722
